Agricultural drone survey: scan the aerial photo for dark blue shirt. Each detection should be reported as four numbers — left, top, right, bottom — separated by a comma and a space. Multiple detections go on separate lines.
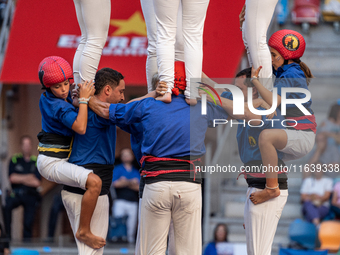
236, 108, 285, 164
274, 62, 311, 110
39, 91, 77, 137
119, 123, 143, 165
220, 92, 284, 163
112, 164, 140, 182
108, 94, 229, 158
112, 163, 140, 202
203, 242, 218, 255
69, 109, 116, 165
220, 91, 233, 100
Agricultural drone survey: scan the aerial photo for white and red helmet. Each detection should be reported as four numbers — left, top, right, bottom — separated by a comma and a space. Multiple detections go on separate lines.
38, 56, 72, 88
268, 29, 306, 60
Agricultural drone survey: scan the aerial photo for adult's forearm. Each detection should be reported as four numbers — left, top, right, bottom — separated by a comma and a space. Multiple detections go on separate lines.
201, 72, 225, 95
9, 173, 26, 184
9, 173, 40, 187
219, 97, 246, 120
128, 91, 156, 103
128, 182, 139, 191
252, 79, 281, 107
88, 96, 110, 119
320, 192, 331, 203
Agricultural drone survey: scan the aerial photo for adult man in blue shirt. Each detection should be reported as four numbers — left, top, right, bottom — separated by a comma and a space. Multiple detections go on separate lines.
88, 63, 229, 255
62, 68, 125, 255
214, 68, 288, 255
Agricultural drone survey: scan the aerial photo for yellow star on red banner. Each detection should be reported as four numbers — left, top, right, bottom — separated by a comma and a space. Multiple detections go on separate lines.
110, 11, 147, 36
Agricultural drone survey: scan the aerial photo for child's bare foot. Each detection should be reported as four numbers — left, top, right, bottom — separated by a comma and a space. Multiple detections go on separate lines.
185, 98, 197, 105
156, 92, 172, 103
249, 188, 280, 205
76, 229, 106, 249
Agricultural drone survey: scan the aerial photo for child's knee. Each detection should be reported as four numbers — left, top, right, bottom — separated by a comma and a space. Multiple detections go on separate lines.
259, 129, 273, 147
86, 173, 102, 192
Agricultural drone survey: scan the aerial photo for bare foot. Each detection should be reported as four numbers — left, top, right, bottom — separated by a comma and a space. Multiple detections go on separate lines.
249, 188, 280, 205
156, 92, 172, 103
76, 229, 106, 249
185, 98, 197, 105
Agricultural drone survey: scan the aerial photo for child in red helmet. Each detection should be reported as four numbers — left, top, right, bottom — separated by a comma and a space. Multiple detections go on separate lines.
249, 30, 316, 205
37, 56, 106, 249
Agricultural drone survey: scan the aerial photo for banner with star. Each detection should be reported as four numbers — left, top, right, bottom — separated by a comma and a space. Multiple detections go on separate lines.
0, 0, 244, 85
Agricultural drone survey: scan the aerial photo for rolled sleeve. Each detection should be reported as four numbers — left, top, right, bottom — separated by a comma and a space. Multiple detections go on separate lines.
60, 109, 78, 129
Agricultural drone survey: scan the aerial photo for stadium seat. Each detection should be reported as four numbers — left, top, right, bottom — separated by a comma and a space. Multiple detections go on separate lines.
319, 221, 340, 252
279, 248, 328, 255
289, 219, 317, 249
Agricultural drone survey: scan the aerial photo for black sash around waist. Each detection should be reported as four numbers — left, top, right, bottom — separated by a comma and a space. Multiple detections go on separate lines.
37, 130, 72, 158
63, 164, 114, 196
244, 159, 288, 190
142, 155, 202, 184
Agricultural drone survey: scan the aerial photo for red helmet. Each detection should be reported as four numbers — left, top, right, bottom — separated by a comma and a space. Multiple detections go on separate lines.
268, 29, 306, 60
38, 56, 72, 88
172, 61, 186, 96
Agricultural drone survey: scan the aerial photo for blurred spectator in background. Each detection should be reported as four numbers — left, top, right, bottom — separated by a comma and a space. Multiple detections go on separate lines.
203, 223, 229, 255
300, 171, 333, 226
46, 189, 65, 242
112, 148, 140, 243
308, 103, 340, 178
3, 135, 41, 241
331, 180, 340, 218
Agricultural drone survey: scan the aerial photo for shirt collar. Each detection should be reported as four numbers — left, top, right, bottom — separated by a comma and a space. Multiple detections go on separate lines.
275, 62, 299, 77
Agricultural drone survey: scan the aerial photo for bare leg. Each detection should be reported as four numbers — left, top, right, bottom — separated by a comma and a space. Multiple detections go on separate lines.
75, 173, 106, 249
250, 129, 287, 204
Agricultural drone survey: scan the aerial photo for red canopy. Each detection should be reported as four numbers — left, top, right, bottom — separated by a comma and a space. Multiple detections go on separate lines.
0, 0, 244, 85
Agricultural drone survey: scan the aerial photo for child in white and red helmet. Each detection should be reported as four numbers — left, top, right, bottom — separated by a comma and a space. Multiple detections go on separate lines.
249, 30, 316, 205
37, 56, 106, 249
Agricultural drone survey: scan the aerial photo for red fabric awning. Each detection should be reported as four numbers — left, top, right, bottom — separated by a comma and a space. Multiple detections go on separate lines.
0, 0, 244, 85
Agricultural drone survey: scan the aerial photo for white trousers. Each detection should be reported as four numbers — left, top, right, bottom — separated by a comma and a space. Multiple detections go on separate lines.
280, 130, 316, 161
37, 154, 92, 190
140, 0, 184, 92
62, 190, 109, 255
153, 0, 210, 98
73, 0, 111, 84
113, 199, 138, 243
244, 187, 288, 255
139, 181, 202, 255
135, 198, 176, 255
242, 0, 279, 90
